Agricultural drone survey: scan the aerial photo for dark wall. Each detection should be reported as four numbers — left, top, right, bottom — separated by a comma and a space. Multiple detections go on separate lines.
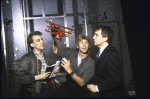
120, 1, 150, 97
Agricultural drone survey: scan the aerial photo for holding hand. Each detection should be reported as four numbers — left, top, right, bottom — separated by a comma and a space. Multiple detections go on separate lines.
54, 67, 60, 74
35, 72, 51, 80
87, 84, 97, 92
61, 58, 72, 74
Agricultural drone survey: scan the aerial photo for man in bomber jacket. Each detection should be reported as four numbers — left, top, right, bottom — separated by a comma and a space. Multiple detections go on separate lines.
16, 31, 53, 98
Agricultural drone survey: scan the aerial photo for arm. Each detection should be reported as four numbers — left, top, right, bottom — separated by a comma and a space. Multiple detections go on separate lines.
88, 53, 122, 93
52, 40, 58, 54
16, 55, 51, 84
16, 55, 36, 84
70, 72, 85, 87
61, 58, 95, 87
61, 58, 84, 87
71, 61, 95, 87
35, 72, 51, 80
97, 53, 122, 92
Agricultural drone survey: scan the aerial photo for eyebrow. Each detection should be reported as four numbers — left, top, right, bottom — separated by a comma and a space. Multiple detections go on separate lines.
36, 39, 40, 41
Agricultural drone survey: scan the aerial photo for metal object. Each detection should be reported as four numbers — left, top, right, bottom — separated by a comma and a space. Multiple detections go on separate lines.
1, 1, 9, 93
63, 0, 69, 48
82, 0, 88, 36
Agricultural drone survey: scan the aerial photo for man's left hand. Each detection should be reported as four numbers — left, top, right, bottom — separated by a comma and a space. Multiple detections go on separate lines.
61, 58, 72, 74
87, 84, 97, 92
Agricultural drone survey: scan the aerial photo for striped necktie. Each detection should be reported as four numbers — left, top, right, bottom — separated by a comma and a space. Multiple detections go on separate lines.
96, 50, 100, 61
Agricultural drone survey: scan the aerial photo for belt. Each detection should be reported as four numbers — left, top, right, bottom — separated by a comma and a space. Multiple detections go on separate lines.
41, 81, 47, 84
41, 79, 54, 84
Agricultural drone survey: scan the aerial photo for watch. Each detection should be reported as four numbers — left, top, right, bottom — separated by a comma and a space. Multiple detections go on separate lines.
69, 71, 74, 76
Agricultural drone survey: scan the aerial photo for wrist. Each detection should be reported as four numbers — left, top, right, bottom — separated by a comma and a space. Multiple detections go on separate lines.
69, 71, 74, 76
68, 69, 73, 74
35, 76, 39, 80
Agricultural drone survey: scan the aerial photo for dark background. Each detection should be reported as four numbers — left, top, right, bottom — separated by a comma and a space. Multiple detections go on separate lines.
120, 1, 150, 97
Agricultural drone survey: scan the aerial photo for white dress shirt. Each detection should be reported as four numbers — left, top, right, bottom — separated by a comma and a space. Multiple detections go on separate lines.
96, 43, 109, 92
78, 54, 82, 66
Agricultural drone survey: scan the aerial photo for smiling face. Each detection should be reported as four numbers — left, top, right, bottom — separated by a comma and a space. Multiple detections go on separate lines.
30, 35, 44, 52
77, 39, 90, 54
93, 29, 108, 48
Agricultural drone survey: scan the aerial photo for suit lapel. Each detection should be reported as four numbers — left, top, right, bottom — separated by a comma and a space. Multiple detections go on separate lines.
95, 45, 111, 69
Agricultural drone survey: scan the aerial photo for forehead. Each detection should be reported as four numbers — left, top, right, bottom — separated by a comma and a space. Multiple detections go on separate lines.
32, 35, 42, 40
79, 39, 88, 43
95, 30, 102, 35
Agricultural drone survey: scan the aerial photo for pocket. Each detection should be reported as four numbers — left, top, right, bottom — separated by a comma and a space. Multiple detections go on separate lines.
77, 70, 84, 77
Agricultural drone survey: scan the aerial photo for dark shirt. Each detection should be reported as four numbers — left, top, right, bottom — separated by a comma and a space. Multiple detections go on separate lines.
57, 49, 95, 85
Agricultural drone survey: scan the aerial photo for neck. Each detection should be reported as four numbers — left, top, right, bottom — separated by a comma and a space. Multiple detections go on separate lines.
98, 42, 108, 49
78, 51, 88, 59
33, 48, 42, 55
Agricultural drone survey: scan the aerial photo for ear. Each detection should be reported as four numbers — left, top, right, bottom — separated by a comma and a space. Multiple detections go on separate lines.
104, 37, 108, 42
30, 43, 34, 47
88, 45, 91, 49
77, 45, 79, 48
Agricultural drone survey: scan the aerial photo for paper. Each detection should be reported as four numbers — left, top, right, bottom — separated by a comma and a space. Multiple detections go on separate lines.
49, 61, 60, 78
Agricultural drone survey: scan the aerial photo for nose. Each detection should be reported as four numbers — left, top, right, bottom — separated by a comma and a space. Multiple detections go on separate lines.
41, 39, 44, 43
93, 35, 95, 39
83, 43, 86, 47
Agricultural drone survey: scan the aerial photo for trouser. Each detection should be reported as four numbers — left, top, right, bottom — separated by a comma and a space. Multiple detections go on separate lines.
34, 83, 53, 98
52, 81, 93, 97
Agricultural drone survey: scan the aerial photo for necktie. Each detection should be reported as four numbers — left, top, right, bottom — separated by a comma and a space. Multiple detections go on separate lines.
96, 50, 100, 61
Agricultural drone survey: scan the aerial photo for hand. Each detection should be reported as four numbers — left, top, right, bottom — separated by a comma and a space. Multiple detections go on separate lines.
61, 58, 72, 74
54, 67, 60, 74
87, 84, 97, 92
35, 72, 51, 80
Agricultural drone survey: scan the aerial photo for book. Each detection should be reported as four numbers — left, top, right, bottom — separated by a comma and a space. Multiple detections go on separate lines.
45, 65, 55, 73
46, 61, 60, 79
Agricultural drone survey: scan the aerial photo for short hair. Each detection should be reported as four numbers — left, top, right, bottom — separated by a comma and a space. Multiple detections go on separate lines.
27, 31, 42, 50
95, 25, 114, 44
76, 35, 91, 48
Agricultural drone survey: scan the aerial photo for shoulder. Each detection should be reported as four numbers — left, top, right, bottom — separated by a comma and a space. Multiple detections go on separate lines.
106, 45, 119, 55
20, 51, 34, 61
43, 52, 49, 57
105, 45, 121, 61
86, 56, 95, 65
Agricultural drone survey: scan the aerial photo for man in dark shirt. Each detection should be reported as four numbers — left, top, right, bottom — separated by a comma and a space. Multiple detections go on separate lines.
52, 35, 95, 97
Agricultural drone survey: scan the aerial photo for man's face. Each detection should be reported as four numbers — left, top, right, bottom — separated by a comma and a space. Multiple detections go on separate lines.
30, 35, 44, 51
93, 30, 108, 48
77, 39, 90, 54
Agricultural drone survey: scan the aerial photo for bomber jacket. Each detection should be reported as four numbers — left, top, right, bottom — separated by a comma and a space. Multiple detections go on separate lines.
16, 51, 52, 97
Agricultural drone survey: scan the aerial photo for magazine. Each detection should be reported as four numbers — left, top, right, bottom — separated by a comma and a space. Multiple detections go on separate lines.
45, 61, 60, 79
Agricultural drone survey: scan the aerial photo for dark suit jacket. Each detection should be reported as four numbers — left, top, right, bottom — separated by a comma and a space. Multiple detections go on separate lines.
89, 44, 125, 97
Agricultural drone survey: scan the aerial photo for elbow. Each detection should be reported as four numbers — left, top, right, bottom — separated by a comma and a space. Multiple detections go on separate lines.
79, 82, 84, 87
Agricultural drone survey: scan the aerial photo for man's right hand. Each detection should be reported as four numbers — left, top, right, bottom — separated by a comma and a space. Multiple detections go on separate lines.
52, 40, 58, 54
35, 72, 51, 80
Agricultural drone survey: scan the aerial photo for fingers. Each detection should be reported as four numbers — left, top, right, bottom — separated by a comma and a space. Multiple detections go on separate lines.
62, 58, 67, 62
46, 72, 51, 74
61, 58, 67, 67
61, 60, 65, 67
87, 84, 93, 91
54, 67, 60, 73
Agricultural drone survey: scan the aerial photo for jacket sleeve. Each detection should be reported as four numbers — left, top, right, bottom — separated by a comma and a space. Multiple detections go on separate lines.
16, 55, 35, 84
97, 52, 123, 94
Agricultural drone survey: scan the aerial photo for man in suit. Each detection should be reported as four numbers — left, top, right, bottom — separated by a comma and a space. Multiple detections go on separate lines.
87, 25, 125, 97
16, 31, 53, 98
51, 35, 95, 97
